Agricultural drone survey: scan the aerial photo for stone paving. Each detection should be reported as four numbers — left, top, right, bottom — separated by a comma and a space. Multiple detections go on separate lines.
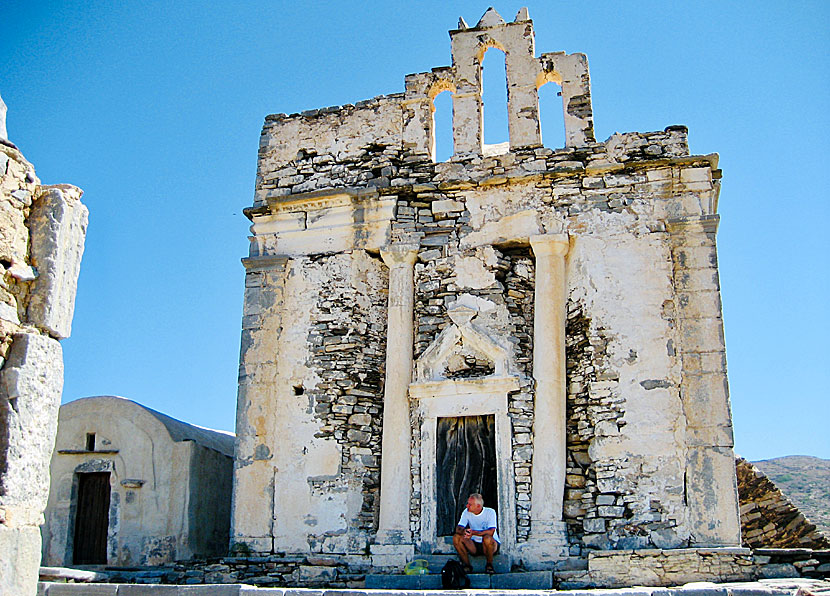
37, 577, 830, 595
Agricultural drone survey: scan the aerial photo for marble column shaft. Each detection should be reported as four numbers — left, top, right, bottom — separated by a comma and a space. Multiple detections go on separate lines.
529, 234, 569, 534
376, 245, 419, 543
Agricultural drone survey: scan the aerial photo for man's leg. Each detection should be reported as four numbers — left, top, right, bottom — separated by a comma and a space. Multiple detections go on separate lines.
482, 536, 499, 566
452, 533, 476, 569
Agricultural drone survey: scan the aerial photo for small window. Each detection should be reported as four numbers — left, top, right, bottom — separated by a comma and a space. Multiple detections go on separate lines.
85, 433, 96, 452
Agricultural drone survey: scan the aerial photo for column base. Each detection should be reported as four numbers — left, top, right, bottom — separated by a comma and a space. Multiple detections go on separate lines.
370, 542, 415, 568
520, 521, 569, 570
375, 528, 412, 545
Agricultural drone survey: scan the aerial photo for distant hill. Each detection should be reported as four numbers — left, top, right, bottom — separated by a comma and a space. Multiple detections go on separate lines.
753, 455, 830, 537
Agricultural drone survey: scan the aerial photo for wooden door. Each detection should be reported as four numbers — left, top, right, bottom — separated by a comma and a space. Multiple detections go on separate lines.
436, 415, 498, 536
73, 472, 110, 564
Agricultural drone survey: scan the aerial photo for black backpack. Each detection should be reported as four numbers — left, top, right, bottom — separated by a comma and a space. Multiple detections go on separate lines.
441, 559, 471, 588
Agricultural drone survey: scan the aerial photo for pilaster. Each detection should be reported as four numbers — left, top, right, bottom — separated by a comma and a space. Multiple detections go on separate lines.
667, 215, 741, 547
231, 254, 289, 552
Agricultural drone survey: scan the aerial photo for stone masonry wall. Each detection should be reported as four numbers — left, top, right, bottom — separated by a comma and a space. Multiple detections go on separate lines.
303, 252, 388, 542
243, 122, 724, 555
0, 98, 88, 595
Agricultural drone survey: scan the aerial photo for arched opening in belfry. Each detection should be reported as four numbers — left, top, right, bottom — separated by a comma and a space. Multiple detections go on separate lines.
432, 89, 454, 162
481, 47, 509, 151
538, 80, 566, 149
539, 82, 565, 149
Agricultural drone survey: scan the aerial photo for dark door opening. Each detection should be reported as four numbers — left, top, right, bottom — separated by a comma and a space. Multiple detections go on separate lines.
73, 472, 110, 564
436, 414, 498, 536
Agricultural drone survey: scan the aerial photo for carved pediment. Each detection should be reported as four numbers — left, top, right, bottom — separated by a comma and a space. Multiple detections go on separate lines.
414, 300, 515, 383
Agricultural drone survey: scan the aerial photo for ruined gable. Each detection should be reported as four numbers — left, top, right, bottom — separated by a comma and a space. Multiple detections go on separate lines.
231, 7, 740, 577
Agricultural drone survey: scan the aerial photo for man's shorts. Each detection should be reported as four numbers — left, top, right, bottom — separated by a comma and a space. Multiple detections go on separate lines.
472, 539, 500, 555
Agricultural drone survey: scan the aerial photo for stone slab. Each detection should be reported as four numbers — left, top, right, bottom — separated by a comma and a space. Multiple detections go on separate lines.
41, 583, 119, 595
491, 569, 553, 589
365, 572, 489, 588
0, 332, 63, 507
1, 524, 41, 596
27, 185, 88, 339
36, 579, 830, 596
420, 552, 511, 573
117, 586, 182, 595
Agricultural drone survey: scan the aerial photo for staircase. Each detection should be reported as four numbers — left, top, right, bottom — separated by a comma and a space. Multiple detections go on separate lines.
365, 554, 553, 589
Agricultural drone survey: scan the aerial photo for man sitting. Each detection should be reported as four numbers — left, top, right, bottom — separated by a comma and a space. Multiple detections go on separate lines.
452, 493, 500, 575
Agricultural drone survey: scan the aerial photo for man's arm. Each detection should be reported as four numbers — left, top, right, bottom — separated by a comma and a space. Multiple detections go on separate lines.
467, 527, 495, 538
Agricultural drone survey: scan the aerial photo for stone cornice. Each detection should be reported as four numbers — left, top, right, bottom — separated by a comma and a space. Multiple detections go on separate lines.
247, 153, 721, 221
241, 254, 289, 272
666, 214, 720, 234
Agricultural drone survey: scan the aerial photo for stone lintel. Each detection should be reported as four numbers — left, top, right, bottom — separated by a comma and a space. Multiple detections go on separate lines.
409, 375, 520, 399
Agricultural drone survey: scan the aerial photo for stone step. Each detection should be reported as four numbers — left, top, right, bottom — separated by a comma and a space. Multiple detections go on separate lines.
364, 570, 553, 589
416, 552, 512, 573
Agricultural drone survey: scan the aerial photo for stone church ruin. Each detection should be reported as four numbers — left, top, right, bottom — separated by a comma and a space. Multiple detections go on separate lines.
231, 6, 742, 579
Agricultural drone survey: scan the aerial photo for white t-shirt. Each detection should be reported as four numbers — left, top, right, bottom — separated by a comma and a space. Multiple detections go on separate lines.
457, 506, 500, 543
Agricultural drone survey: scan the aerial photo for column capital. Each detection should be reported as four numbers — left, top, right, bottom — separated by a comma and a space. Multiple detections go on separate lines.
380, 243, 419, 268
530, 233, 569, 257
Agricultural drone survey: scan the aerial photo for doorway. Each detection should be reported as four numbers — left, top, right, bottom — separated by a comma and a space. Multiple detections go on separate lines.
436, 415, 498, 536
72, 472, 111, 564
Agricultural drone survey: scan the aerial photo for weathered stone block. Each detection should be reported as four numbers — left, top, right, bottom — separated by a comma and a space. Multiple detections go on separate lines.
0, 524, 41, 596
686, 446, 741, 546
0, 333, 63, 507
27, 185, 88, 339
681, 373, 730, 431
678, 317, 725, 353
43, 583, 121, 594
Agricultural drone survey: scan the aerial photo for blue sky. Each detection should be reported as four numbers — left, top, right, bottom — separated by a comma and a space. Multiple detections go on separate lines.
1, 2, 827, 461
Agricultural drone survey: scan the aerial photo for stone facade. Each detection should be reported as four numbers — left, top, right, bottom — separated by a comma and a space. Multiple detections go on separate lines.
42, 396, 235, 567
0, 93, 88, 595
231, 7, 740, 580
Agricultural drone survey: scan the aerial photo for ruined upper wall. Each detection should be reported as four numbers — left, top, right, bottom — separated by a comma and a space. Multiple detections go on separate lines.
252, 7, 693, 213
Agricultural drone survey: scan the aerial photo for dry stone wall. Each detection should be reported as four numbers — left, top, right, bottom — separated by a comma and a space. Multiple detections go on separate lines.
737, 457, 830, 549
0, 97, 88, 595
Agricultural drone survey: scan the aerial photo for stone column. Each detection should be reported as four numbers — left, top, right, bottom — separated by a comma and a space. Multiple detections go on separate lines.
373, 244, 418, 558
526, 233, 570, 560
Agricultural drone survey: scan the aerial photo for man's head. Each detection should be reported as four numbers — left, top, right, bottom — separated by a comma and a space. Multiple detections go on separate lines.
466, 493, 484, 515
